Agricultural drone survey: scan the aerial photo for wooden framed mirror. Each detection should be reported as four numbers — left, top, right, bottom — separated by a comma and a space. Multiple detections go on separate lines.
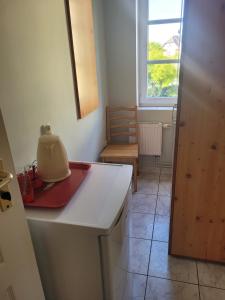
65, 0, 99, 119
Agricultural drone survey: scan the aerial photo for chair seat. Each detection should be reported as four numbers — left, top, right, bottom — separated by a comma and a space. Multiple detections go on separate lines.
100, 144, 138, 159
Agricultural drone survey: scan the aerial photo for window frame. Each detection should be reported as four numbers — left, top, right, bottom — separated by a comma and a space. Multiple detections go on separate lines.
137, 0, 183, 107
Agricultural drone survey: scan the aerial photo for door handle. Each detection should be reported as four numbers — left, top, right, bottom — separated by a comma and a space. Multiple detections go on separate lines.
0, 170, 13, 189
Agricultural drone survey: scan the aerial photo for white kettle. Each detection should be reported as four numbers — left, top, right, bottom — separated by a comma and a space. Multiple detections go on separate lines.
37, 125, 71, 182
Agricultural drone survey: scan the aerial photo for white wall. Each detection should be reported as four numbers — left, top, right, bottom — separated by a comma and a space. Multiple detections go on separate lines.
103, 0, 175, 166
0, 0, 108, 171
103, 0, 136, 106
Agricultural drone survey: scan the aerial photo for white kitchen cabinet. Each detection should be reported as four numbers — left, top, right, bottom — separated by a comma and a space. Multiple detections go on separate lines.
26, 163, 132, 300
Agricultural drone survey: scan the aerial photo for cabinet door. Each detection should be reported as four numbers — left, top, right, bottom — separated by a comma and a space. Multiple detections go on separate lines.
170, 0, 225, 262
100, 189, 131, 300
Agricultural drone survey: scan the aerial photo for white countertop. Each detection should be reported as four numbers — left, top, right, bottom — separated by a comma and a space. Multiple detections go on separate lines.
26, 163, 132, 234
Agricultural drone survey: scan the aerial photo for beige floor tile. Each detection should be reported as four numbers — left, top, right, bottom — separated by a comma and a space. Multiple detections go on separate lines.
161, 167, 173, 175
146, 277, 199, 300
126, 238, 151, 275
197, 262, 225, 289
126, 212, 154, 239
138, 174, 159, 195
158, 175, 172, 196
130, 193, 157, 214
200, 286, 225, 300
156, 195, 171, 216
153, 215, 170, 242
148, 241, 198, 284
124, 298, 144, 300
123, 273, 147, 300
139, 167, 160, 176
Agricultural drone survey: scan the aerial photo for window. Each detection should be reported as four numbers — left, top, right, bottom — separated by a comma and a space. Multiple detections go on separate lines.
138, 0, 184, 107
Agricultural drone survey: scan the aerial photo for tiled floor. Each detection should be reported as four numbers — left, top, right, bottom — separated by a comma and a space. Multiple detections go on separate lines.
124, 167, 225, 300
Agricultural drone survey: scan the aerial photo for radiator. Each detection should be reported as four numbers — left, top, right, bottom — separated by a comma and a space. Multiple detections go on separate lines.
138, 122, 162, 156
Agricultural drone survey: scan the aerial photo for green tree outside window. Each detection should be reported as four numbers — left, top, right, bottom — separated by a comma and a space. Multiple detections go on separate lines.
147, 42, 179, 97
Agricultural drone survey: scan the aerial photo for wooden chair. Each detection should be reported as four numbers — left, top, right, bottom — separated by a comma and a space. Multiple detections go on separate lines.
100, 106, 139, 192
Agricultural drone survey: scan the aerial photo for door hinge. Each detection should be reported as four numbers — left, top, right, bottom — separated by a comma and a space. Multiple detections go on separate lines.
0, 190, 12, 212
0, 160, 13, 212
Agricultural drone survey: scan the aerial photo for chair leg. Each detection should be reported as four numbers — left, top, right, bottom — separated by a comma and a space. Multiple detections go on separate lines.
137, 158, 140, 176
133, 160, 137, 192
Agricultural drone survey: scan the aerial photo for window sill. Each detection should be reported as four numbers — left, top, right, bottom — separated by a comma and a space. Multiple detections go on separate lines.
138, 106, 175, 111
138, 97, 177, 107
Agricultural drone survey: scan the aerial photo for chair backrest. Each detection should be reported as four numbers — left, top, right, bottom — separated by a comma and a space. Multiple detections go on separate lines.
106, 106, 138, 144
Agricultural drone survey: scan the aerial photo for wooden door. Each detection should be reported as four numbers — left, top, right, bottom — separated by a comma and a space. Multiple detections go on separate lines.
0, 110, 45, 299
170, 0, 225, 262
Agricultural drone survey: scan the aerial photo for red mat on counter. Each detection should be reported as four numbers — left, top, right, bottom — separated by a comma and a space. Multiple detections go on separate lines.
24, 162, 91, 208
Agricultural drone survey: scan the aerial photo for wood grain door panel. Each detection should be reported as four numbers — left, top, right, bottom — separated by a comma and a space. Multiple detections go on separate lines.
170, 0, 225, 262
